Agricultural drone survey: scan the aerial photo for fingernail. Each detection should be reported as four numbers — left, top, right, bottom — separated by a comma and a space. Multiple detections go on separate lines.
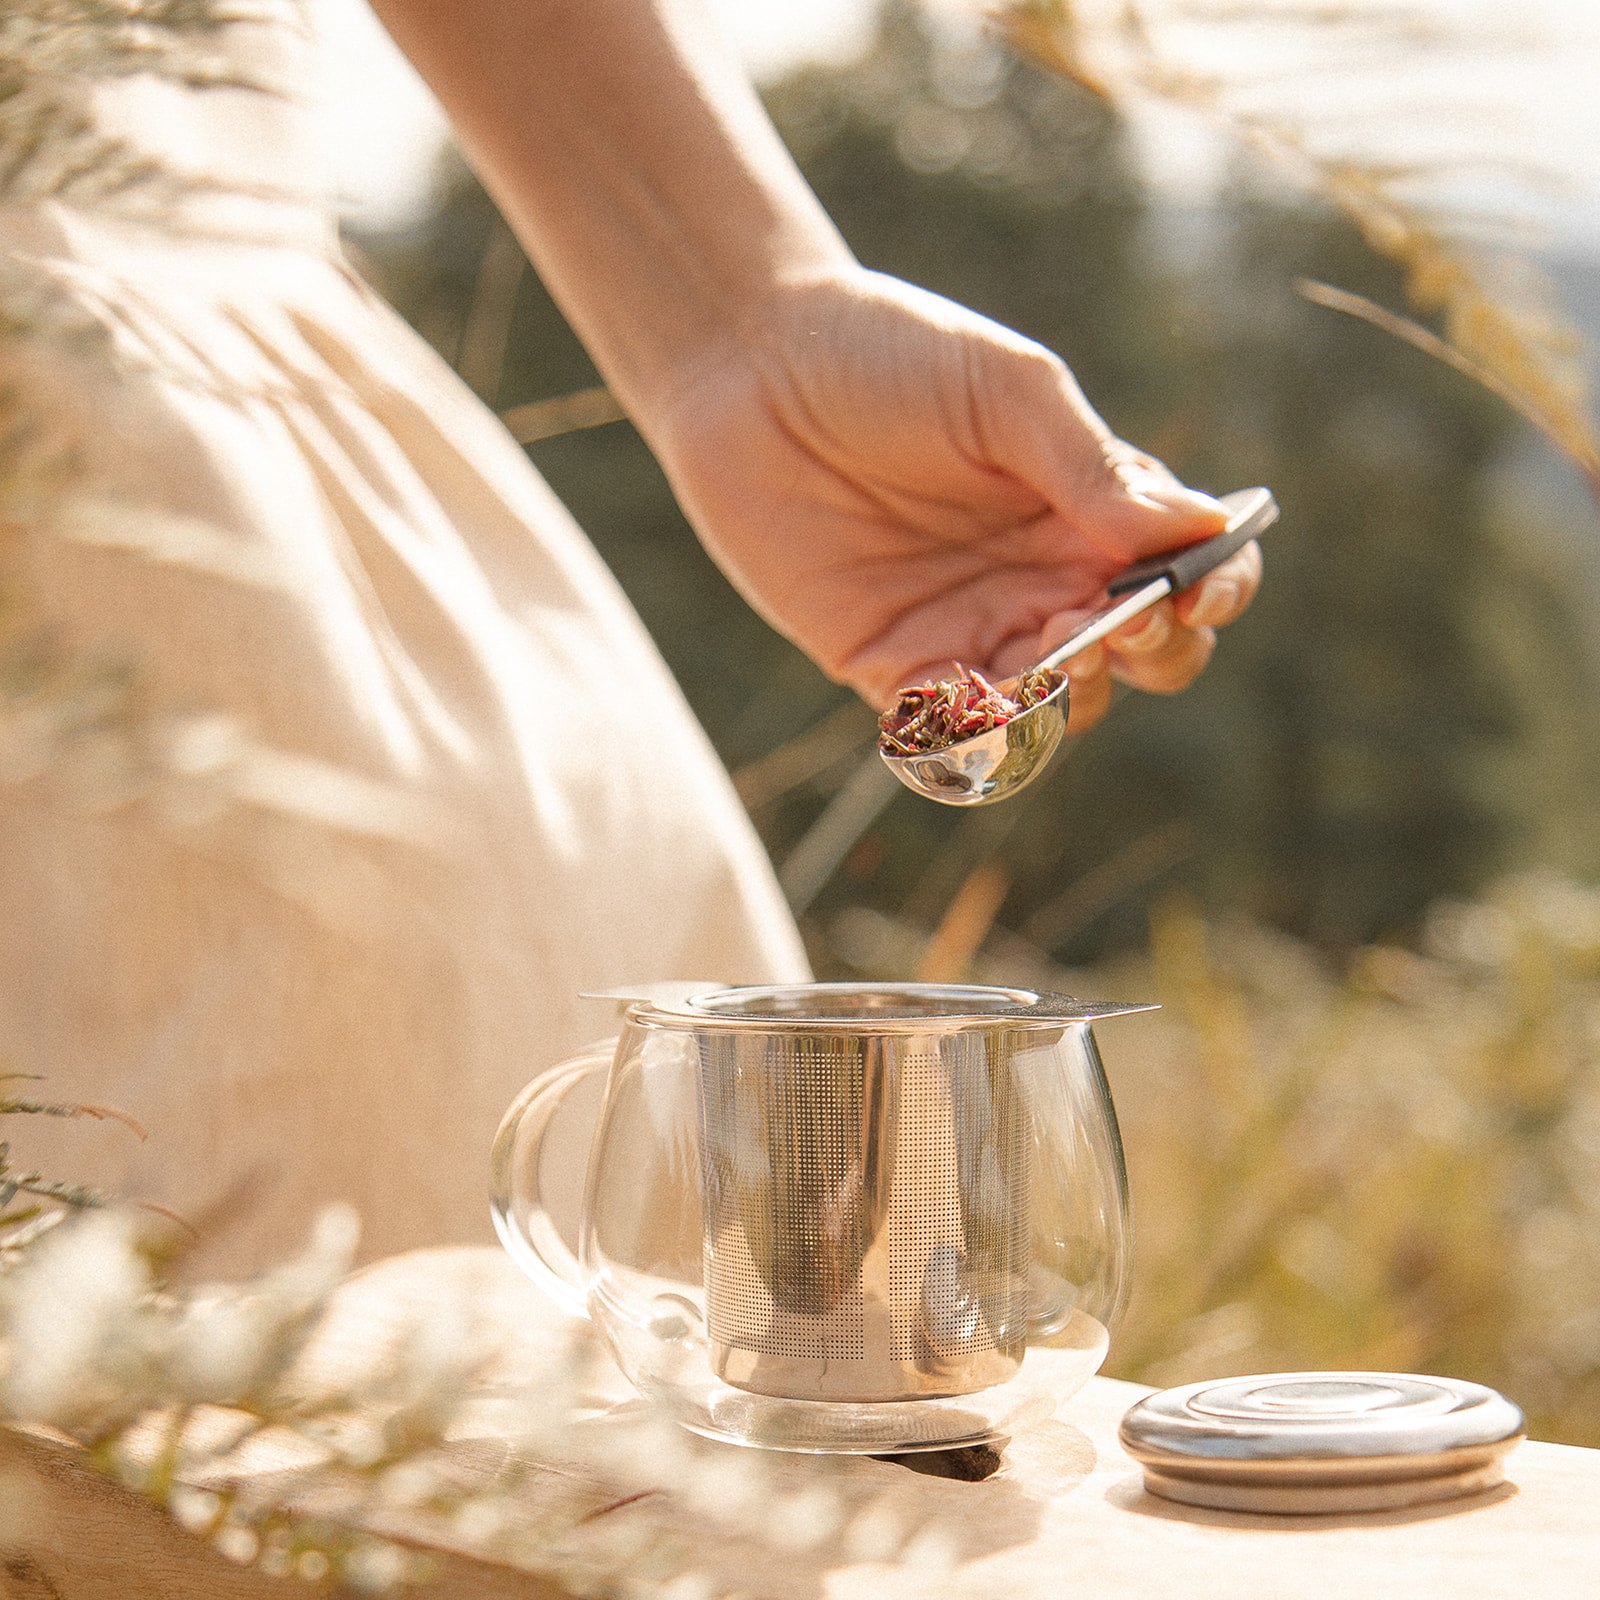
1128, 481, 1227, 517
1187, 577, 1240, 627
1114, 610, 1170, 653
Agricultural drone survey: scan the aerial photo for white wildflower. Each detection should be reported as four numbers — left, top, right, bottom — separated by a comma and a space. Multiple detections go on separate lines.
343, 1539, 413, 1593
167, 1205, 358, 1405
169, 1292, 276, 1403
259, 1204, 361, 1309
167, 1485, 220, 1534
213, 1523, 260, 1565
378, 1457, 444, 1508
328, 1414, 388, 1469
372, 1295, 485, 1446
0, 1209, 151, 1430
258, 1541, 293, 1579
671, 1449, 761, 1521
583, 1411, 684, 1490
654, 1573, 716, 1600
899, 1524, 959, 1575
452, 1495, 512, 1547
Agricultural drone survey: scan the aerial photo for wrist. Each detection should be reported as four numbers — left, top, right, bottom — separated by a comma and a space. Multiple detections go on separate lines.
624, 237, 859, 425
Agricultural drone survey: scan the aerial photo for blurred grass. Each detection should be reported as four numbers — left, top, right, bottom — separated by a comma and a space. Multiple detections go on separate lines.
817, 872, 1600, 1445
985, 4, 1600, 1440
1001, 0, 1600, 505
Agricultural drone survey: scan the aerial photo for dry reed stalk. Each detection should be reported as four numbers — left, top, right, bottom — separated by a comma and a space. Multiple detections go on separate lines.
996, 0, 1600, 508
499, 385, 628, 445
456, 216, 526, 404
1020, 819, 1193, 948
1296, 278, 1600, 499
730, 698, 876, 810
917, 860, 1012, 981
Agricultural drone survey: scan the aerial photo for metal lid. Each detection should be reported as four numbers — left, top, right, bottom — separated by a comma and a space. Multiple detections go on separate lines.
1119, 1372, 1525, 1514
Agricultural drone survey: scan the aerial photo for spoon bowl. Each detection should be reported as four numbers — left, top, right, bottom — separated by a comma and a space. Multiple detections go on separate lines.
883, 672, 1070, 805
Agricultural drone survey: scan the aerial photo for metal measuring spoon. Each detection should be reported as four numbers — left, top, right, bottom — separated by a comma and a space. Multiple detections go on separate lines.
879, 487, 1278, 807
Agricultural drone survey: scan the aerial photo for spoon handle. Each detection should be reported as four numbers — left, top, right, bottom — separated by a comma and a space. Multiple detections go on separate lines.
1035, 487, 1278, 673
1106, 486, 1278, 598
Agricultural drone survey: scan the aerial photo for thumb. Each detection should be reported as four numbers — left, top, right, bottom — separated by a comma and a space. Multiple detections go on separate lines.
1110, 460, 1228, 519
985, 347, 1228, 564
1090, 457, 1230, 562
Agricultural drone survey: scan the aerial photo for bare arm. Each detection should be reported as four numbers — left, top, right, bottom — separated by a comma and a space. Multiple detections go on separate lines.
367, 0, 852, 417
366, 0, 1260, 715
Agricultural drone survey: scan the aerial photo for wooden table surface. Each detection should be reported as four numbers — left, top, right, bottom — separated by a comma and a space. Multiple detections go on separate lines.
6, 1247, 1599, 1598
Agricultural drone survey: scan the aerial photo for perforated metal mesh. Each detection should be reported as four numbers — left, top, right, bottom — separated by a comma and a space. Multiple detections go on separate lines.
887, 1038, 1031, 1362
697, 1026, 1030, 1388
699, 1034, 869, 1359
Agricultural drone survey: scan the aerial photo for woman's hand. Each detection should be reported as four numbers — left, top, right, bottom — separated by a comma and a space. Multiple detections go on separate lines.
653, 268, 1262, 727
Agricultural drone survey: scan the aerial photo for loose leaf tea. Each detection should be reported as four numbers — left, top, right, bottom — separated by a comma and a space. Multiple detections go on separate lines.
877, 665, 1064, 757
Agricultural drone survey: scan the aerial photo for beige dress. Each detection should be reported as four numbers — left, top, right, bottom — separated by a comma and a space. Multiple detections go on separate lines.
0, 2, 807, 1271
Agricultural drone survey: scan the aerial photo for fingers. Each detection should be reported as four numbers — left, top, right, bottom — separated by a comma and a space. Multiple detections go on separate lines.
1037, 538, 1261, 722
1106, 601, 1216, 694
1172, 539, 1263, 629
1095, 535, 1261, 695
1103, 451, 1230, 531
1058, 607, 1216, 720
1069, 434, 1232, 564
988, 354, 1227, 556
1063, 643, 1113, 733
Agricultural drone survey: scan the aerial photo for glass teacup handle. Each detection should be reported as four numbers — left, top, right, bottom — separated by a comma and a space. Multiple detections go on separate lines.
489, 1043, 614, 1319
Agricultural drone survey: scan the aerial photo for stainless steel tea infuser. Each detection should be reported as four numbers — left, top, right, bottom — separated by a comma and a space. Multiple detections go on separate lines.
492, 981, 1139, 1452
693, 989, 1084, 1404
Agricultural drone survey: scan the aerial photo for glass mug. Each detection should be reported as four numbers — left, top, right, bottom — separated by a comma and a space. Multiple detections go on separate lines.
492, 983, 1140, 1453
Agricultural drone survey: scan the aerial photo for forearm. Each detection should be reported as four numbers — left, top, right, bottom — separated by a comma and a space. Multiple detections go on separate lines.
368, 0, 854, 419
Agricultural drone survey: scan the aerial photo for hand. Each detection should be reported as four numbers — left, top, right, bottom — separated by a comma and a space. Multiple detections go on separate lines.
372, 4, 1258, 729
651, 269, 1262, 730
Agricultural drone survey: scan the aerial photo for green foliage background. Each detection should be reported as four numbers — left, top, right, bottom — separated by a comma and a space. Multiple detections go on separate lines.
361, 5, 1599, 962
355, 4, 1600, 1442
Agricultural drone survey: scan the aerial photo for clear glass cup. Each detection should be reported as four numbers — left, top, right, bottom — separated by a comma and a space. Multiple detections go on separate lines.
491, 983, 1139, 1453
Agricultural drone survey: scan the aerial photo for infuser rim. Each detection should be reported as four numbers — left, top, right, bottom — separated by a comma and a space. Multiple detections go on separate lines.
604, 981, 1156, 1031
